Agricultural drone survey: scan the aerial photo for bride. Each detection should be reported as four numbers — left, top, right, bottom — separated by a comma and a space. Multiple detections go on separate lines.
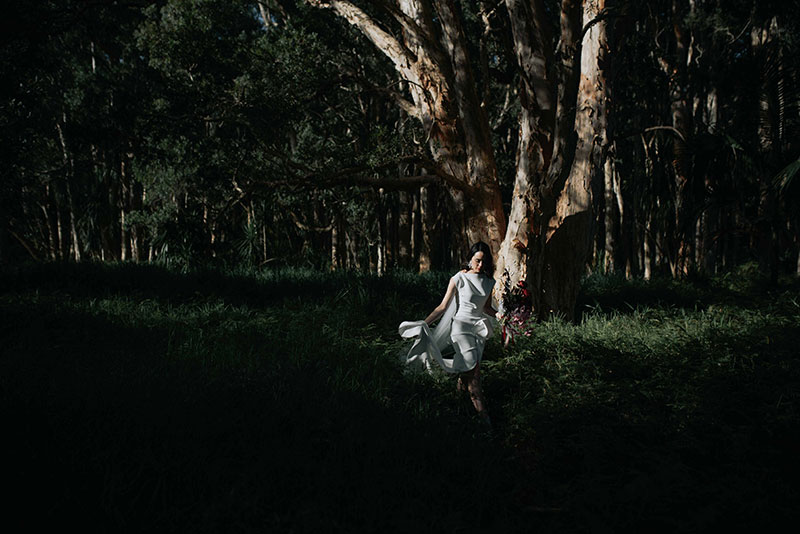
399, 242, 498, 424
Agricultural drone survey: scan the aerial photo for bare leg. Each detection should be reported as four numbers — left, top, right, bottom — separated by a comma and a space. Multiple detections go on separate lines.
462, 364, 489, 423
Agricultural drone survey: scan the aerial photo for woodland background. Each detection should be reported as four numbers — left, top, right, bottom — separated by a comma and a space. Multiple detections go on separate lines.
3, 1, 800, 531
3, 0, 799, 314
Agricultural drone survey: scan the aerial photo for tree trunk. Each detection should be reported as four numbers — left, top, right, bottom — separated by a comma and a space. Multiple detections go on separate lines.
535, 0, 604, 319
398, 190, 412, 267
311, 0, 506, 254
410, 189, 420, 267
418, 184, 433, 272
56, 117, 82, 262
752, 17, 782, 284
40, 189, 57, 260
346, 227, 360, 270
668, 0, 693, 278
377, 189, 387, 275
331, 216, 340, 270
603, 150, 617, 273
119, 157, 131, 262
515, 0, 592, 320
497, 105, 537, 283
496, 0, 556, 287
521, 0, 583, 318
130, 177, 143, 262
643, 211, 653, 280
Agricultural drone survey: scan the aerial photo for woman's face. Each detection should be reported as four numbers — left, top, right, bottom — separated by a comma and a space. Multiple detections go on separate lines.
469, 251, 485, 273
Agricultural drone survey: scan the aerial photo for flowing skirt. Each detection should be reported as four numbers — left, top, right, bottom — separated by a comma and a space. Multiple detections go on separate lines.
399, 299, 495, 374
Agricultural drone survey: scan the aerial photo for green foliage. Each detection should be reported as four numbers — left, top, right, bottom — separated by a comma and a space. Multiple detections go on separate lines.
2, 264, 799, 530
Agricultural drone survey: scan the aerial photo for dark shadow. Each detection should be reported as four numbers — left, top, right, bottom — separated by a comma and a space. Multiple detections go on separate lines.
485, 315, 800, 532
0, 297, 538, 532
577, 269, 800, 317
4, 263, 799, 532
0, 261, 450, 311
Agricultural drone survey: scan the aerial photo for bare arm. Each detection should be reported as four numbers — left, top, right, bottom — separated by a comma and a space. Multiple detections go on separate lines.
424, 276, 458, 325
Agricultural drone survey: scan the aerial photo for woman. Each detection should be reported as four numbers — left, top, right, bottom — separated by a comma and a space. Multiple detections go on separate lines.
399, 242, 498, 424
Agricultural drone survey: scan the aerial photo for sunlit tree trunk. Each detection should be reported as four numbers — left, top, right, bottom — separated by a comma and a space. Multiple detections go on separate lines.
599, 15, 617, 276
418, 184, 433, 272
643, 211, 653, 280
130, 172, 143, 261
496, 0, 555, 286
603, 151, 617, 273
119, 157, 131, 261
309, 0, 506, 253
535, 0, 605, 319
56, 116, 81, 261
330, 216, 340, 270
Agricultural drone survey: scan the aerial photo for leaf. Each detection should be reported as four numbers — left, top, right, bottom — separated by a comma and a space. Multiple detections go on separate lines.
773, 155, 800, 191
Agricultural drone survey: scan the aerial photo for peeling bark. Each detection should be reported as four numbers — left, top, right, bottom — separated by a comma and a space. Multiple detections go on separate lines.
309, 0, 506, 255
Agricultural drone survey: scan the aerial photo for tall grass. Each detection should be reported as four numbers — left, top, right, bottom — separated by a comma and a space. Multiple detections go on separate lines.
1, 262, 798, 531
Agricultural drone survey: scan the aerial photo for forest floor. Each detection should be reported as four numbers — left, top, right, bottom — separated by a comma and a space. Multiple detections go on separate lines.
2, 262, 799, 532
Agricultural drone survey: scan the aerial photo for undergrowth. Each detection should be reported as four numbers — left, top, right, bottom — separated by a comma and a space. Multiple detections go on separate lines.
1, 262, 798, 532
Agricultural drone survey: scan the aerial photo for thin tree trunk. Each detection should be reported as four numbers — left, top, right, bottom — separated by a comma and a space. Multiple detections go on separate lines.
398, 190, 411, 267
643, 214, 653, 280
377, 189, 387, 275
56, 116, 81, 261
753, 17, 782, 284
418, 184, 433, 272
603, 147, 617, 273
130, 178, 143, 262
40, 191, 57, 260
331, 217, 340, 271
54, 188, 64, 260
120, 157, 130, 261
668, 0, 693, 277
796, 245, 800, 276
410, 189, 419, 268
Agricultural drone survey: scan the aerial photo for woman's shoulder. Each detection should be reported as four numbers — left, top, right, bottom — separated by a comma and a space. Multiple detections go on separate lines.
451, 270, 468, 282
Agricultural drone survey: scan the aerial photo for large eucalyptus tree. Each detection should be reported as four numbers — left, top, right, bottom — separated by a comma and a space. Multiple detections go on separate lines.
310, 0, 612, 318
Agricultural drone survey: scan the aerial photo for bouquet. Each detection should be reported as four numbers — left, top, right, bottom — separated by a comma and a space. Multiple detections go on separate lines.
499, 271, 533, 346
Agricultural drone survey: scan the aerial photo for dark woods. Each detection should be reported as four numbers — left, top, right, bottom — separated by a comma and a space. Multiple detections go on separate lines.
3, 3, 800, 530
2, 0, 799, 285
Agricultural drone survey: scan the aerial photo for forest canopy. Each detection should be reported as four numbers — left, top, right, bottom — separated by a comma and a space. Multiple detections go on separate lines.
2, 0, 799, 317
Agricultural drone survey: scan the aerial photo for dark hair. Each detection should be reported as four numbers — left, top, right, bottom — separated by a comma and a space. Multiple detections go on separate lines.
465, 241, 494, 276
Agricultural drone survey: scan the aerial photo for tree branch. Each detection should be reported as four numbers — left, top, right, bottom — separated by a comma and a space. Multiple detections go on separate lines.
373, 0, 435, 52
8, 228, 40, 261
255, 152, 465, 192
341, 67, 419, 118
290, 211, 334, 232
307, 1, 416, 73
643, 126, 687, 143
579, 7, 620, 42
610, 125, 687, 144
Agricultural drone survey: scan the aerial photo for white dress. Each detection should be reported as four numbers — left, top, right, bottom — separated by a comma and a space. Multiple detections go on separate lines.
399, 271, 496, 373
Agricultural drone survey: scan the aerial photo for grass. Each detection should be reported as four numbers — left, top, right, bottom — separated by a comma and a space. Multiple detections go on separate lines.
1, 262, 799, 532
